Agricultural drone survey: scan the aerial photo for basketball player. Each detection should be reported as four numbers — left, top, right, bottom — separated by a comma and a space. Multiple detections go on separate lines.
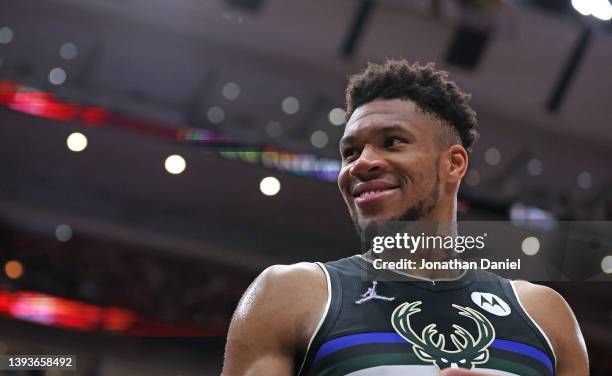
222, 61, 588, 375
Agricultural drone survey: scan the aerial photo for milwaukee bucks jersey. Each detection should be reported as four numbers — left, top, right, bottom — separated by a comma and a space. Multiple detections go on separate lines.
297, 255, 556, 376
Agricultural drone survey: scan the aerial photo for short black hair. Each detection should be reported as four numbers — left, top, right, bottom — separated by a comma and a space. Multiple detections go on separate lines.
345, 60, 479, 152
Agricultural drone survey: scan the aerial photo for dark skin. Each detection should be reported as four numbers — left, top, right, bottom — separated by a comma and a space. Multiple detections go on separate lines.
222, 99, 589, 375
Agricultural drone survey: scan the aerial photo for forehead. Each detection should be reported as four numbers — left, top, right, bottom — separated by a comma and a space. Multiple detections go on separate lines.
343, 99, 436, 140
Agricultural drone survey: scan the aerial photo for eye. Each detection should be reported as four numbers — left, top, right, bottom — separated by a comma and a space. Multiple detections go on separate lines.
441, 358, 448, 363
459, 359, 466, 364
384, 136, 405, 148
342, 147, 359, 161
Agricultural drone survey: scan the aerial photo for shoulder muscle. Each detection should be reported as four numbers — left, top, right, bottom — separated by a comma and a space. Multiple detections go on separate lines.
223, 262, 327, 375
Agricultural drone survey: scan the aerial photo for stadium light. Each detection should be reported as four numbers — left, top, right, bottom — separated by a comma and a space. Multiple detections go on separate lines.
165, 154, 186, 175
66, 132, 87, 152
571, 0, 612, 21
260, 176, 281, 196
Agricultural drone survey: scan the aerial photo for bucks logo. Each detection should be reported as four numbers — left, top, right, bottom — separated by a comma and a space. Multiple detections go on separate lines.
391, 301, 495, 370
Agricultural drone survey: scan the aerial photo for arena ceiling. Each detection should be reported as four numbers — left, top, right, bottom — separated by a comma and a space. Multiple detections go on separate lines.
1, 0, 611, 267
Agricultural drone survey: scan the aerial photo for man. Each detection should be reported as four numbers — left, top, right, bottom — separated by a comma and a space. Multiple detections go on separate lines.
222, 61, 588, 375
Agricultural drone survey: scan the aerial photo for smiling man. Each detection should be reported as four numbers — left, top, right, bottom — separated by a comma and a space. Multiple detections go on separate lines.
222, 61, 588, 375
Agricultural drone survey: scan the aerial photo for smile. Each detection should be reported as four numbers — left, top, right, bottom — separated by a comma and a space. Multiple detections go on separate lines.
354, 187, 400, 207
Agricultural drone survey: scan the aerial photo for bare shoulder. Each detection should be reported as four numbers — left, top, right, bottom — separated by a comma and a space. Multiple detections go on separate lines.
232, 262, 327, 343
257, 262, 327, 301
223, 262, 327, 375
513, 280, 572, 344
240, 263, 325, 315
512, 280, 589, 375
512, 280, 568, 315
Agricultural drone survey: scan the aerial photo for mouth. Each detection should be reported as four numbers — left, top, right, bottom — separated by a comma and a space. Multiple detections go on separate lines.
354, 187, 401, 207
351, 180, 401, 209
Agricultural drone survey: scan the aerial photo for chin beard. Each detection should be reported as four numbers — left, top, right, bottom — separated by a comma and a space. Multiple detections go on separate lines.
352, 197, 436, 240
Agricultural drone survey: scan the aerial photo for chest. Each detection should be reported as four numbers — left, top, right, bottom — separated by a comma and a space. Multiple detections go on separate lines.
302, 279, 555, 376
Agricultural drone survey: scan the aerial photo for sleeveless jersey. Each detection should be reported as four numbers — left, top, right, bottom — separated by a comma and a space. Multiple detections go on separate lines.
297, 255, 556, 376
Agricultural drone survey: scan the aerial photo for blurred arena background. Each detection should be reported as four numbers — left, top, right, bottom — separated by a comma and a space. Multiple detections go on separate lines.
0, 0, 611, 374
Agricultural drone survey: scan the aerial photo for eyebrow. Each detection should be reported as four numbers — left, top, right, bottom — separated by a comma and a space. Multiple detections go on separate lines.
339, 124, 408, 146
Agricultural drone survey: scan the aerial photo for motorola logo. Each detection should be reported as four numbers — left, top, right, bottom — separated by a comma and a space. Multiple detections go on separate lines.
471, 292, 511, 317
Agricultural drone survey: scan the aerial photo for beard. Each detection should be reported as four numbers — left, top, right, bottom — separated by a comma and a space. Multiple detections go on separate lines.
352, 167, 440, 238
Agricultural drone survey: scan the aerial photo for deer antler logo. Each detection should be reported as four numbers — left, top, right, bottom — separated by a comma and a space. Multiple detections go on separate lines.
391, 301, 495, 370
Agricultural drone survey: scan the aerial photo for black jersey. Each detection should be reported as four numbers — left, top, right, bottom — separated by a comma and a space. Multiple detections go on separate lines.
298, 255, 556, 376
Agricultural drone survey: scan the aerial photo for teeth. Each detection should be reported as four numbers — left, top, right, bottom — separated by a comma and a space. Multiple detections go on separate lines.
359, 190, 384, 198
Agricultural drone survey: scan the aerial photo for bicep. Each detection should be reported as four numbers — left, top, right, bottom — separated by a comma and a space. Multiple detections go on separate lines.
223, 328, 294, 375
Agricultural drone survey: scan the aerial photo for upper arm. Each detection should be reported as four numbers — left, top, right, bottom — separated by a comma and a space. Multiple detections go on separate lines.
513, 281, 589, 376
222, 263, 327, 376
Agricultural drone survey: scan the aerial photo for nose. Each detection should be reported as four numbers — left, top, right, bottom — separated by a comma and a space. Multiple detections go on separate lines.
349, 145, 387, 179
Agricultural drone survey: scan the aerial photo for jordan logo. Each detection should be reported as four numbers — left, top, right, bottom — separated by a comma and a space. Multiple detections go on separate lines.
355, 281, 395, 304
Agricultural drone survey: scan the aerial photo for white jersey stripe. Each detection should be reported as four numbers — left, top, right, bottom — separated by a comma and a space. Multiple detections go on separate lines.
509, 280, 557, 368
297, 262, 331, 376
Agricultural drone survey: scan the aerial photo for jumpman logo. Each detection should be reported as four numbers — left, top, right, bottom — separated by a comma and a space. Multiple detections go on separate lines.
355, 281, 395, 304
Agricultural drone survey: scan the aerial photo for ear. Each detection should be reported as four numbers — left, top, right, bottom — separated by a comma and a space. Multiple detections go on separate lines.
444, 144, 468, 184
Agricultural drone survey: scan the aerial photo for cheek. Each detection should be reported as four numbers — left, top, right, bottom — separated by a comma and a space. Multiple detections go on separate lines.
412, 168, 432, 188
415, 169, 439, 196
396, 157, 438, 193
337, 167, 352, 199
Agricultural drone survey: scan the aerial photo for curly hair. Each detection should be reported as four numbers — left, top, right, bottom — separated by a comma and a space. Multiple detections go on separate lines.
345, 60, 479, 152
